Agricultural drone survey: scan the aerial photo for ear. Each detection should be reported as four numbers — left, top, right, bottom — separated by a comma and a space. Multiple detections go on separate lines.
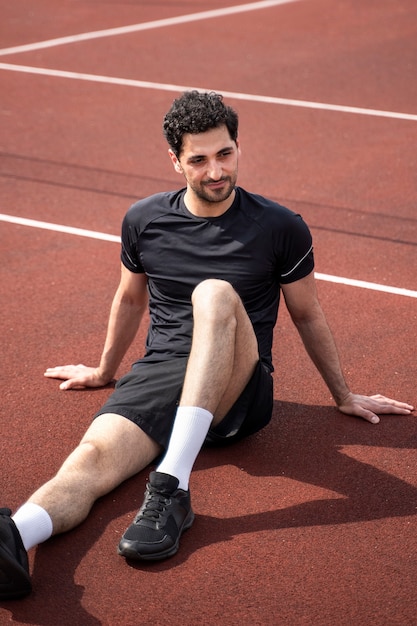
168, 149, 183, 174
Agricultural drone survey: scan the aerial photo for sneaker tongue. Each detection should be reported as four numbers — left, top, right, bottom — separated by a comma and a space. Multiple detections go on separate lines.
149, 471, 179, 493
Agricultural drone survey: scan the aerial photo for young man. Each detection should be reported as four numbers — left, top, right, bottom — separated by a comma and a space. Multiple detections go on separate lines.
0, 91, 413, 600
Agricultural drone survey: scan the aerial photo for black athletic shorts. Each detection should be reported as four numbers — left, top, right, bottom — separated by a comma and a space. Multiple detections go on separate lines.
94, 357, 273, 449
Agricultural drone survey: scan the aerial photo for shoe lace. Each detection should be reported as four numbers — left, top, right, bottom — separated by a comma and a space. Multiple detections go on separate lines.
137, 486, 171, 523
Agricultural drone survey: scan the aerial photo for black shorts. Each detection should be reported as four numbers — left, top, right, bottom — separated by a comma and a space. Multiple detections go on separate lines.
94, 357, 273, 449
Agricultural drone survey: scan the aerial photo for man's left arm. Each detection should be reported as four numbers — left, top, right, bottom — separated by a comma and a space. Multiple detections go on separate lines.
281, 272, 414, 424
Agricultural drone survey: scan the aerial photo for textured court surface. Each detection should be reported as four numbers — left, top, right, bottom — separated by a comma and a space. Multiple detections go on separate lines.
1, 1, 416, 624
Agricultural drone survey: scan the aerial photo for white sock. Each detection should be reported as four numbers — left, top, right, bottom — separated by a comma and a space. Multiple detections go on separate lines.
12, 502, 53, 551
157, 406, 213, 490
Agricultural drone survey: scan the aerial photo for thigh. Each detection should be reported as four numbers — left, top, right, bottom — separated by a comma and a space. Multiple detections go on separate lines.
211, 286, 260, 423
94, 358, 188, 448
206, 360, 274, 445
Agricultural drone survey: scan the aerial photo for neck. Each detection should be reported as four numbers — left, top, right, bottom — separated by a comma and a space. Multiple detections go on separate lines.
184, 188, 236, 218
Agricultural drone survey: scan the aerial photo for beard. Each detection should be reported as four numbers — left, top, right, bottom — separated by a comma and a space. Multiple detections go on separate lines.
188, 174, 237, 204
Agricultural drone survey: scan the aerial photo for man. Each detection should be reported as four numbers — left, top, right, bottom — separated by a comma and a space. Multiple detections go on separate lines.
0, 91, 413, 600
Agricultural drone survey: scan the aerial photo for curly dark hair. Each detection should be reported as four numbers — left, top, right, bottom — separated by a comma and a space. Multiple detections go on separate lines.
163, 91, 239, 156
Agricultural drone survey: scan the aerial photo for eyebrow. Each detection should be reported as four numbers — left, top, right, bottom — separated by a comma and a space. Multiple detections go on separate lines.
186, 146, 234, 162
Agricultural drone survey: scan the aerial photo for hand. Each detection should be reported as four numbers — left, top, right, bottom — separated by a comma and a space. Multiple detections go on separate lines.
338, 393, 414, 424
44, 364, 112, 390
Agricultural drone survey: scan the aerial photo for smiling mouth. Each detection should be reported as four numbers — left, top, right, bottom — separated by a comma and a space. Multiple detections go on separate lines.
205, 178, 229, 188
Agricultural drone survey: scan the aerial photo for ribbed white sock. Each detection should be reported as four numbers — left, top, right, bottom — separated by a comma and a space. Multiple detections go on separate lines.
157, 406, 213, 490
12, 502, 53, 551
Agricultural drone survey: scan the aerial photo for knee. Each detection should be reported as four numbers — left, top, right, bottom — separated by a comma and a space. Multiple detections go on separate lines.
192, 279, 236, 305
58, 439, 115, 496
191, 279, 239, 321
60, 440, 103, 476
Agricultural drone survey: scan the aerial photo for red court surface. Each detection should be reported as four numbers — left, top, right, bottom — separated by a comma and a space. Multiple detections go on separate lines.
1, 1, 416, 624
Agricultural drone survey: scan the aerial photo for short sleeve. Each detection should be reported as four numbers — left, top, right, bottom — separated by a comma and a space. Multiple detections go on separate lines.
278, 213, 314, 284
120, 207, 144, 273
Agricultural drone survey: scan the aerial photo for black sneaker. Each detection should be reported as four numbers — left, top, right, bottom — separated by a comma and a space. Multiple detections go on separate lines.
0, 508, 31, 600
118, 472, 194, 561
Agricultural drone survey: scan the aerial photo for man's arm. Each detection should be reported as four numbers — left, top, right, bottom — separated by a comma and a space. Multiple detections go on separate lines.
280, 272, 414, 423
44, 264, 148, 390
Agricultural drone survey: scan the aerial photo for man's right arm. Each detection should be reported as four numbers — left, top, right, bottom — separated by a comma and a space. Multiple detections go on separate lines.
44, 264, 148, 390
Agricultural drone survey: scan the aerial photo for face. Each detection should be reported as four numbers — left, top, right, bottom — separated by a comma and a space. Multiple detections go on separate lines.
169, 125, 240, 213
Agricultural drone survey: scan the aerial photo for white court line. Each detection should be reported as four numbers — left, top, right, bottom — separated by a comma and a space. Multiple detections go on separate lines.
1, 62, 416, 122
314, 273, 417, 299
0, 0, 299, 56
0, 213, 120, 243
1, 213, 416, 298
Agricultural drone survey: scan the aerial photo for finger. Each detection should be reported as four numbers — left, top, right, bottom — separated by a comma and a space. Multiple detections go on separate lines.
361, 412, 380, 425
380, 406, 414, 415
44, 369, 69, 380
59, 378, 87, 390
369, 395, 414, 412
351, 407, 380, 424
370, 402, 413, 415
339, 404, 380, 424
44, 364, 87, 379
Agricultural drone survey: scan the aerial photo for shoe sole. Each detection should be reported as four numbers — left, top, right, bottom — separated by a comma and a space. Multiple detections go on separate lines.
118, 509, 195, 562
0, 544, 32, 600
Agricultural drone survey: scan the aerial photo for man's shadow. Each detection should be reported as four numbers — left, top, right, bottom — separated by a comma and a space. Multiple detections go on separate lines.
5, 401, 416, 624
134, 399, 417, 569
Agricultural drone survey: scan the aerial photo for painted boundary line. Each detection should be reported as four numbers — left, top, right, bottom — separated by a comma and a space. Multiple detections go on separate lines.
314, 273, 417, 299
0, 0, 415, 122
1, 63, 416, 122
0, 213, 120, 243
1, 213, 416, 298
0, 0, 298, 57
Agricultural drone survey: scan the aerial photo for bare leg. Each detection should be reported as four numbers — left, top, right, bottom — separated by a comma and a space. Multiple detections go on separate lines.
180, 278, 259, 423
27, 414, 161, 534
118, 279, 261, 560
157, 279, 259, 484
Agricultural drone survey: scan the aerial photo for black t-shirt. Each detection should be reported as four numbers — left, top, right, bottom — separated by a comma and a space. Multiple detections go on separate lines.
121, 187, 314, 371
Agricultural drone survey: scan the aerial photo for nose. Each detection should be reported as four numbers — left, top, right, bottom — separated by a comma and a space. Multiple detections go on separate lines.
207, 159, 222, 181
